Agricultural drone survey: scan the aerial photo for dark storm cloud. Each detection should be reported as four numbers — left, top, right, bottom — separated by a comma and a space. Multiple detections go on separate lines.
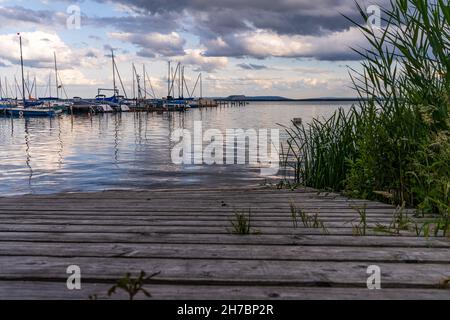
0, 1, 392, 62
100, 0, 390, 36
95, 0, 390, 60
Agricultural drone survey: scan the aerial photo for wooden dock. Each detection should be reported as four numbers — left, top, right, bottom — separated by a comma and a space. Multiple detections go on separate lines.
0, 186, 448, 299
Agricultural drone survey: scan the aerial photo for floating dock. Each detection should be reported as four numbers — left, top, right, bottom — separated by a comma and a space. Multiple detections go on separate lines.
0, 187, 448, 299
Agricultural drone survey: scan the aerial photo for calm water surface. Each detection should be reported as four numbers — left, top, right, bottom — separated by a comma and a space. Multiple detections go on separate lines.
0, 101, 352, 195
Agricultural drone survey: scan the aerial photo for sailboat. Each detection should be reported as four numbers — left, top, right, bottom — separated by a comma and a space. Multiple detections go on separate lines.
6, 34, 62, 117
93, 49, 130, 112
39, 52, 72, 113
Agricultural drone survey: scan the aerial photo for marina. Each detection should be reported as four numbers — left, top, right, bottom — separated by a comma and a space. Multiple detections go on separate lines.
0, 42, 224, 117
0, 0, 448, 304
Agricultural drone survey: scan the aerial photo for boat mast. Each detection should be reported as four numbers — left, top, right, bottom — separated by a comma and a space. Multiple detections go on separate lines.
178, 63, 181, 98
54, 52, 59, 99
132, 63, 140, 101
27, 72, 30, 99
14, 76, 18, 100
18, 34, 26, 107
143, 64, 146, 100
181, 66, 184, 99
167, 61, 171, 97
49, 73, 52, 98
200, 73, 203, 98
132, 63, 136, 100
111, 49, 116, 97
34, 76, 37, 99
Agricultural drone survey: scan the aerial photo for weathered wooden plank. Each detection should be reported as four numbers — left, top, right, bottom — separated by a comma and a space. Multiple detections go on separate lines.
0, 217, 402, 227
0, 196, 389, 204
0, 193, 353, 201
0, 232, 447, 247
0, 191, 313, 199
1, 281, 449, 300
0, 215, 400, 222
0, 192, 394, 208
0, 224, 399, 236
0, 209, 400, 216
0, 189, 334, 201
0, 209, 399, 216
0, 205, 395, 213
0, 242, 448, 263
0, 256, 448, 289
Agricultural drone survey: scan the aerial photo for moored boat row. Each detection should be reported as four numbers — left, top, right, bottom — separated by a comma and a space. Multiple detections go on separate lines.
0, 35, 228, 117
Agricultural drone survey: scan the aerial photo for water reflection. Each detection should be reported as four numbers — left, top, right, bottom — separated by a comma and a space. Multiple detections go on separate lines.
24, 119, 33, 190
0, 101, 352, 195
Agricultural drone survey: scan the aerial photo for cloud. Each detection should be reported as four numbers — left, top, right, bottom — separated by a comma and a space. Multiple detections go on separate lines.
87, 12, 180, 34
93, 0, 390, 61
202, 72, 349, 97
0, 31, 102, 86
85, 51, 97, 58
101, 0, 390, 37
203, 27, 366, 60
0, 5, 67, 29
109, 31, 186, 57
179, 49, 228, 72
0, 31, 75, 69
237, 63, 267, 70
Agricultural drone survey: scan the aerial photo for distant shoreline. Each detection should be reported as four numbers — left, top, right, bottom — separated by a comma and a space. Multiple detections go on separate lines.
248, 98, 363, 102
213, 96, 366, 102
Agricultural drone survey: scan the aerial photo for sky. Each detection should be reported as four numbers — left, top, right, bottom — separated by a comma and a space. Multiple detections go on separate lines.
0, 0, 390, 99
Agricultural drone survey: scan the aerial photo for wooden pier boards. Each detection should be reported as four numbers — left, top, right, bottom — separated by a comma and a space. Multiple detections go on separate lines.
0, 186, 448, 299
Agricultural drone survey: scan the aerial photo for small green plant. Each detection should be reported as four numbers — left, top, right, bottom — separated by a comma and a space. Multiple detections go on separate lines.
107, 271, 160, 300
391, 203, 412, 232
277, 179, 301, 190
350, 205, 368, 236
417, 214, 450, 237
373, 203, 414, 235
229, 209, 259, 235
290, 201, 328, 234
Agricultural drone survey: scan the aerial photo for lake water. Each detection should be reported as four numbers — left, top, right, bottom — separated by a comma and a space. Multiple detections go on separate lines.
0, 101, 352, 195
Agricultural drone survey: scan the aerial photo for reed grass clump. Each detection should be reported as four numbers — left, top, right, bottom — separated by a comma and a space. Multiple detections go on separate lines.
282, 0, 449, 223
107, 271, 160, 300
290, 201, 328, 234
229, 209, 259, 235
